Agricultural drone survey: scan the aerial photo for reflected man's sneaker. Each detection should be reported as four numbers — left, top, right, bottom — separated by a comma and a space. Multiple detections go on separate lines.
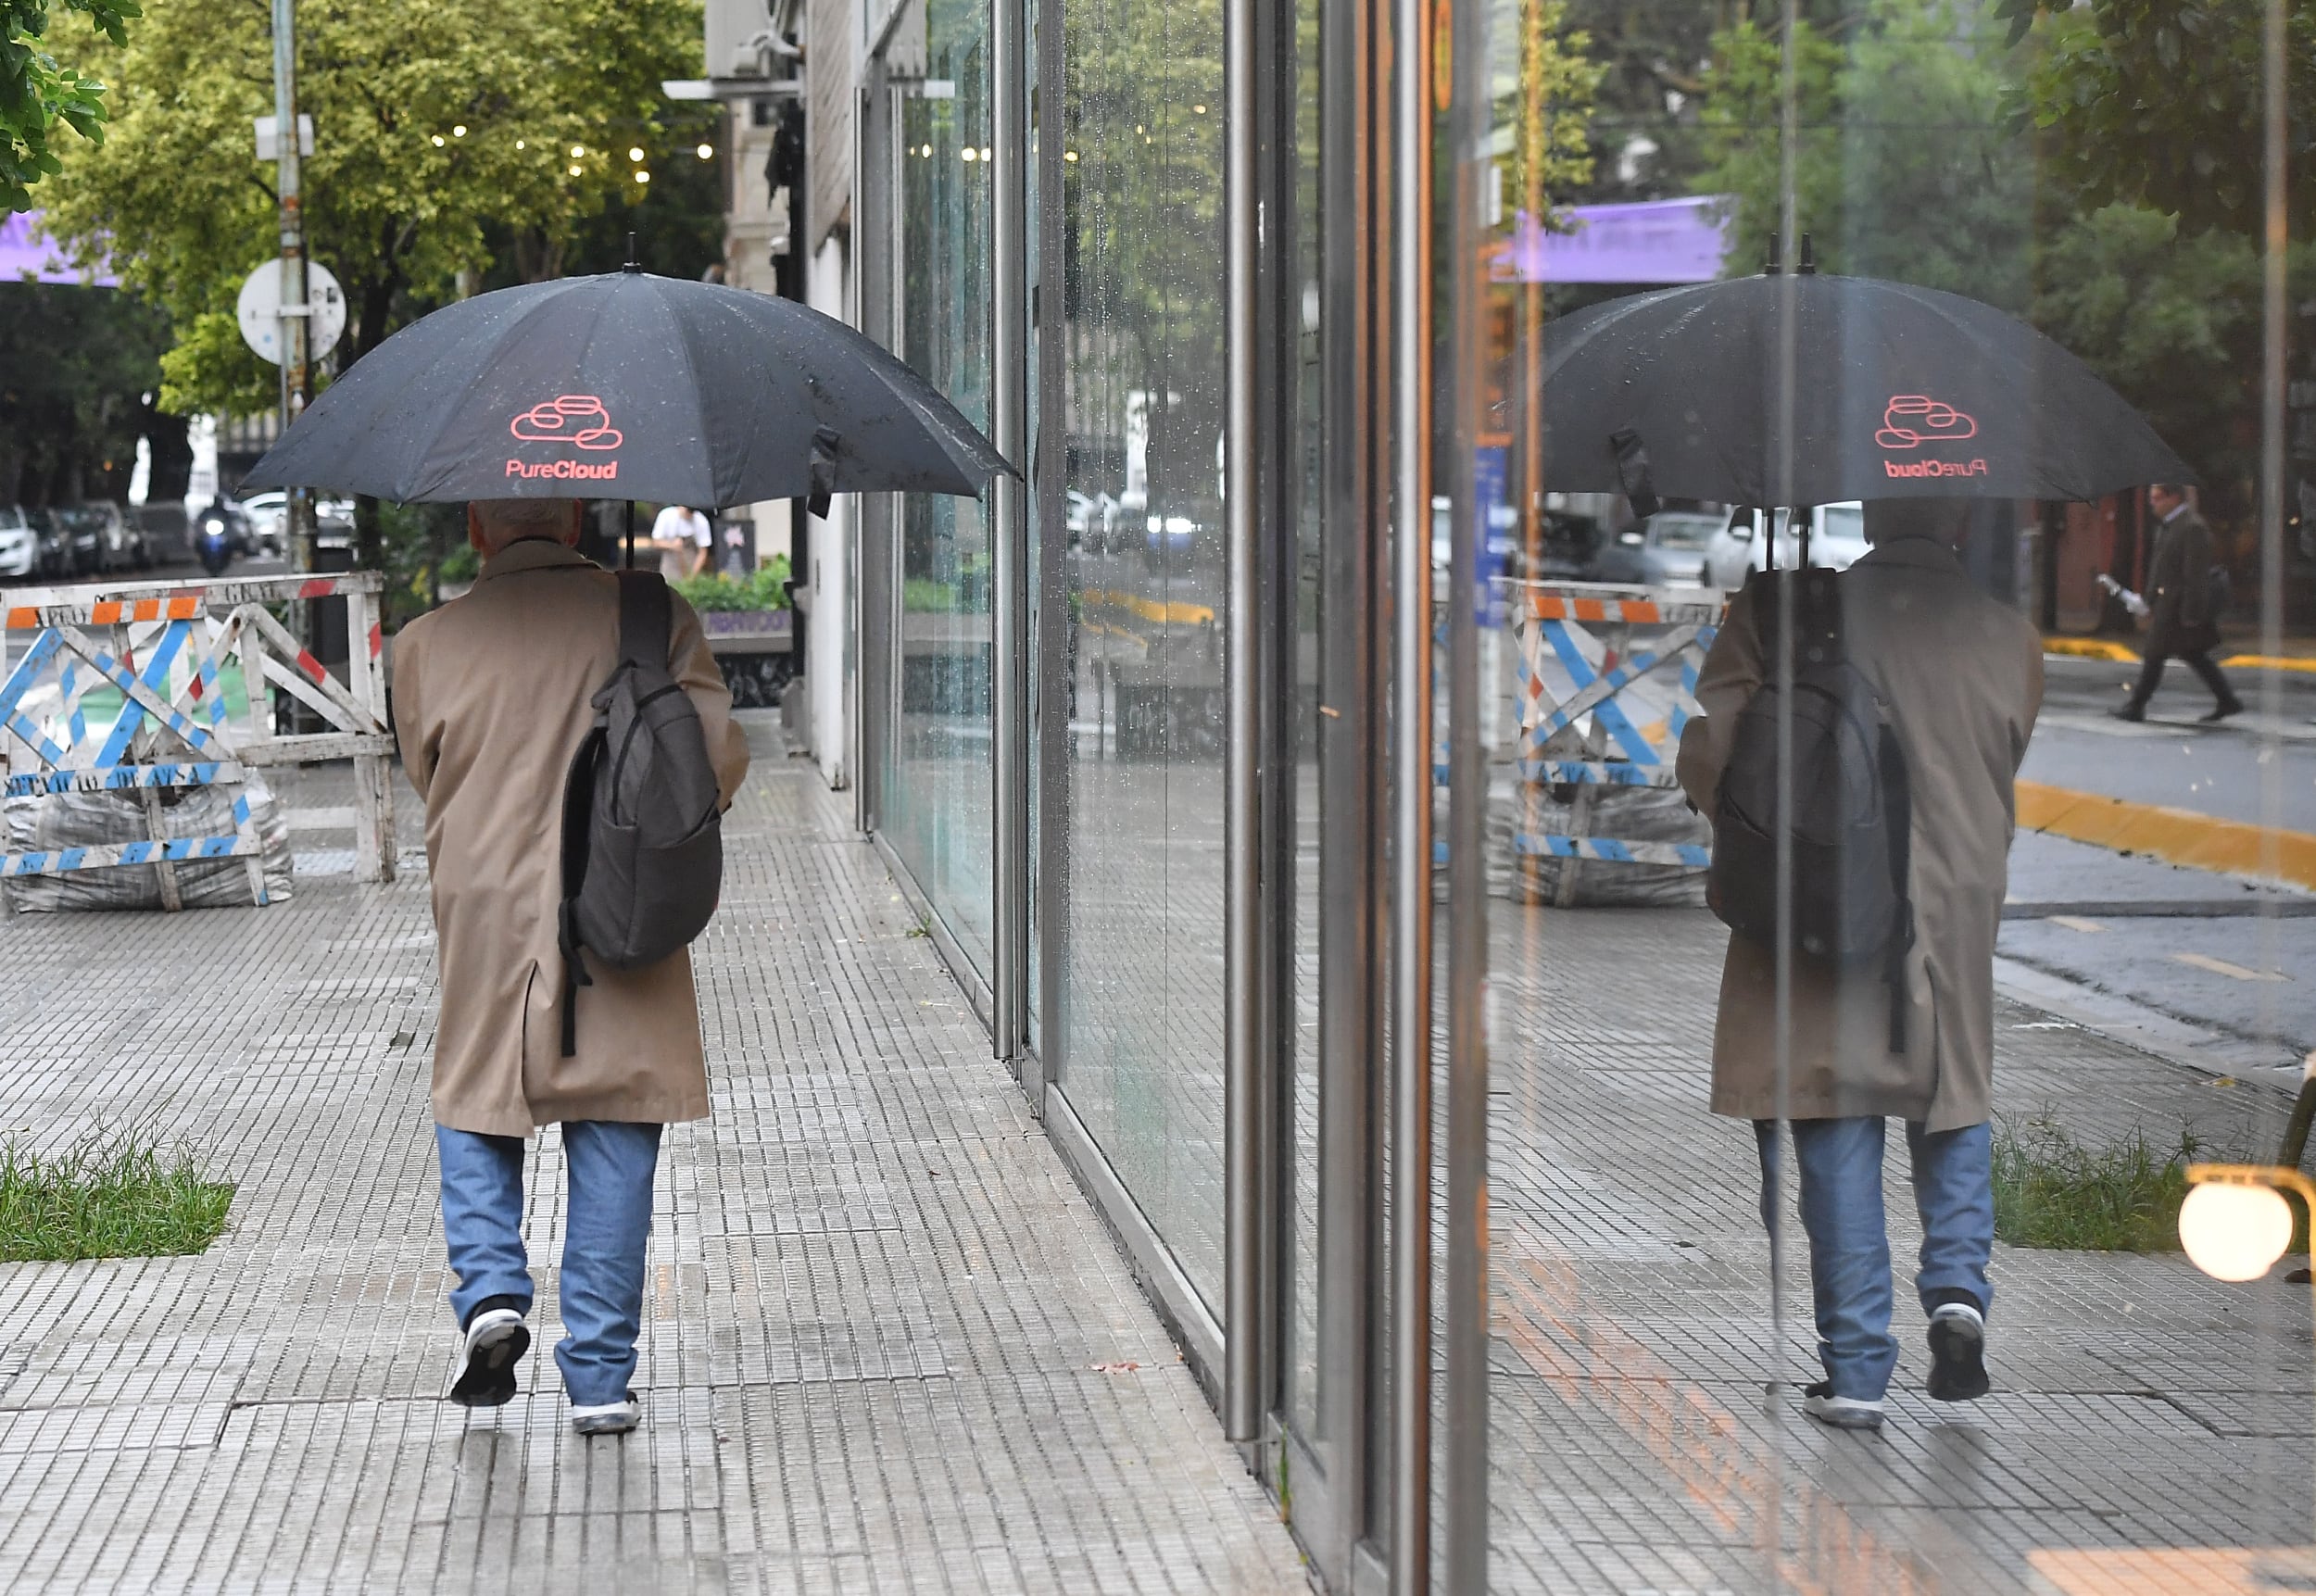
2198, 698, 2246, 724
572, 1392, 642, 1437
1927, 1300, 1991, 1401
2108, 704, 2146, 723
449, 1298, 531, 1408
1801, 1381, 1885, 1431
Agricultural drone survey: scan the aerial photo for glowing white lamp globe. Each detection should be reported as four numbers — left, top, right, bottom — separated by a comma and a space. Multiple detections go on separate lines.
2179, 1181, 2294, 1282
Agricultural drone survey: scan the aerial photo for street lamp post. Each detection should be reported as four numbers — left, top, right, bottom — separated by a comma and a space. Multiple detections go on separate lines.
271, 0, 314, 587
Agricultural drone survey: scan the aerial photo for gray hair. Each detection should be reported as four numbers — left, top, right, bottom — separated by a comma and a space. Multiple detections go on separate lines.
469, 497, 581, 554
1862, 496, 1970, 546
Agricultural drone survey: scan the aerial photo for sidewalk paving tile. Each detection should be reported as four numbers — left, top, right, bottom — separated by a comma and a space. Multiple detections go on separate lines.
0, 717, 1307, 1595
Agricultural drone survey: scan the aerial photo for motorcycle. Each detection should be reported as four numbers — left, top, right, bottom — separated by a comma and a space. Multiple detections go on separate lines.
195, 509, 235, 576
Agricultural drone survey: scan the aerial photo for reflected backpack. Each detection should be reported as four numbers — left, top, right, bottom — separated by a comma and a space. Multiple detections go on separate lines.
557, 571, 725, 1055
1707, 569, 1914, 1049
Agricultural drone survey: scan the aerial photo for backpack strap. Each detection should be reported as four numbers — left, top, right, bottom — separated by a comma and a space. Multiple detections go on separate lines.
556, 721, 605, 1058
1877, 720, 1915, 1055
615, 569, 674, 670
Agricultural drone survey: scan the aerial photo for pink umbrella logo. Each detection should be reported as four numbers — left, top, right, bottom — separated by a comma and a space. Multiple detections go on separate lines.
1876, 395, 1977, 451
510, 395, 623, 450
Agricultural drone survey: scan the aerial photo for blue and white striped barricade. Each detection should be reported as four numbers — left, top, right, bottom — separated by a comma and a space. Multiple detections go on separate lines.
0, 573, 396, 907
1506, 581, 1726, 901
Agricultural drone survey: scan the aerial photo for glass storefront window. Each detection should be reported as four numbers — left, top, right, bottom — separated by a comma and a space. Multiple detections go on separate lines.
1054, 0, 1231, 1307
1454, 0, 2313, 1588
885, 0, 999, 976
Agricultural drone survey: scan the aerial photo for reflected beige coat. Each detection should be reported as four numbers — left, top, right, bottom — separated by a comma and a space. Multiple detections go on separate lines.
393, 539, 751, 1136
1674, 537, 2043, 1131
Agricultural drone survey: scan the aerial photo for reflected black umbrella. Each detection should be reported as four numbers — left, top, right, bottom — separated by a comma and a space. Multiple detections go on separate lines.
243, 266, 1009, 543
1539, 271, 2192, 509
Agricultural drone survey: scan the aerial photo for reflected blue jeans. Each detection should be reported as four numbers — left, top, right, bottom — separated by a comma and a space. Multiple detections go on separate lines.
1754, 1118, 1994, 1401
435, 1121, 663, 1407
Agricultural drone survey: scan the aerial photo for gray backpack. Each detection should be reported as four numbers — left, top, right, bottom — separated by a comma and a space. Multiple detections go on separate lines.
557, 571, 724, 1054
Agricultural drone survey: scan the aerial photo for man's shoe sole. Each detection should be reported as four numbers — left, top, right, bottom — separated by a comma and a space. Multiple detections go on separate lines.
449, 1311, 530, 1408
1927, 1308, 1991, 1402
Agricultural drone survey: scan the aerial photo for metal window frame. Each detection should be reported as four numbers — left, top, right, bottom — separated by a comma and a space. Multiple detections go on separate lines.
992, 0, 1032, 1071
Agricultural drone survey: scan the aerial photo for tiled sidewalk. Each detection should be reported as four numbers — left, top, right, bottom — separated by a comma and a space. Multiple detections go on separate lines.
0, 717, 1306, 1595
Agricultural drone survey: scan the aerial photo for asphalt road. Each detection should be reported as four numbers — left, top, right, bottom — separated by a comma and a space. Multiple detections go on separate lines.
2000, 655, 2314, 1080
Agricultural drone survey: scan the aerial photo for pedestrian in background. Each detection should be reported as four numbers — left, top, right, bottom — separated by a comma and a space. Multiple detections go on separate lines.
1677, 496, 2044, 1431
392, 497, 750, 1435
651, 502, 714, 582
2112, 484, 2242, 723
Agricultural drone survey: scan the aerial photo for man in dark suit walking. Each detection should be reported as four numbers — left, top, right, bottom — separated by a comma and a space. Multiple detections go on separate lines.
2112, 484, 2243, 723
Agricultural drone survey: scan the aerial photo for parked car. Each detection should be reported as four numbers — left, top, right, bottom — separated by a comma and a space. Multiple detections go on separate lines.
1065, 488, 1127, 555
52, 504, 133, 574
1700, 500, 1869, 589
0, 505, 35, 580
27, 508, 72, 577
120, 506, 155, 570
1592, 509, 1725, 587
236, 490, 355, 557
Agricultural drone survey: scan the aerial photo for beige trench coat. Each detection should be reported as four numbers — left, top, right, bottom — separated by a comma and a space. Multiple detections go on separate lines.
392, 539, 752, 1136
1674, 536, 2043, 1131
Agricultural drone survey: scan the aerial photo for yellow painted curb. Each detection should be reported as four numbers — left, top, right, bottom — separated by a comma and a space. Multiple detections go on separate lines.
2042, 635, 2139, 662
2016, 779, 2316, 891
1082, 588, 1216, 626
2220, 653, 2316, 674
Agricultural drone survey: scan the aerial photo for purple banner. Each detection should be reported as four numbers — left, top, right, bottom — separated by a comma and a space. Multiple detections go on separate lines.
1, 212, 114, 286
1504, 195, 1731, 285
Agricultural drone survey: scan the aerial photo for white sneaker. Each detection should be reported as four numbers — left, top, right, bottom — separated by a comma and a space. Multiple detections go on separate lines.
1802, 1381, 1885, 1431
571, 1392, 641, 1436
448, 1305, 529, 1408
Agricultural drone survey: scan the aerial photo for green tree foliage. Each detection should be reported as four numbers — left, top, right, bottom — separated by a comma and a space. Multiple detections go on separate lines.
1504, 0, 1604, 226
1995, 0, 2316, 240
0, 278, 169, 502
1556, 0, 1718, 202
2029, 206, 2314, 522
1696, 0, 2032, 307
1063, 0, 1226, 501
39, 0, 702, 417
1, 0, 137, 211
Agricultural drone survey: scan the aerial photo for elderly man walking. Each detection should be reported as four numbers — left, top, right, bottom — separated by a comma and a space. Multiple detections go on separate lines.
393, 498, 750, 1435
1678, 497, 2043, 1431
2112, 484, 2242, 723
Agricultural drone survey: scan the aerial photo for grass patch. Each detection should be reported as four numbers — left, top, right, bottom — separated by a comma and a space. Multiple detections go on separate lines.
1991, 1115, 2196, 1251
0, 1130, 234, 1263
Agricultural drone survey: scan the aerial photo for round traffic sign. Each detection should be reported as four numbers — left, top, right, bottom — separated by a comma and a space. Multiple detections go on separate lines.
236, 258, 346, 365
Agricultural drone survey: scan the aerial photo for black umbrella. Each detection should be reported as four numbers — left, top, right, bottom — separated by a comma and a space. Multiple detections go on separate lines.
1539, 272, 2192, 508
243, 267, 1008, 518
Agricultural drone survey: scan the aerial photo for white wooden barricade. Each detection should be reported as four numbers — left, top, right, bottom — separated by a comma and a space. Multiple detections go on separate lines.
0, 572, 396, 904
1508, 580, 1726, 905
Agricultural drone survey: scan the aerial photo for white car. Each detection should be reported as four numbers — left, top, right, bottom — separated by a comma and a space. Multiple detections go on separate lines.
1700, 501, 1869, 590
0, 505, 36, 579
234, 490, 355, 556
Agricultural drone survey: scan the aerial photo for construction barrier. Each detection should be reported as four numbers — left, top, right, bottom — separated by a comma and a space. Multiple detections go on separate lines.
0, 572, 396, 906
1507, 581, 1724, 903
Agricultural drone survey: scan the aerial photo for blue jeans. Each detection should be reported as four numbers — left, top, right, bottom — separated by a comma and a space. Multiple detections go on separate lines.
1754, 1118, 1994, 1401
435, 1121, 664, 1407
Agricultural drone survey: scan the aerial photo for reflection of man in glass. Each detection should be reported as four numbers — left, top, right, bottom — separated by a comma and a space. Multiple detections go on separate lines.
2111, 484, 2242, 723
1677, 497, 2045, 1432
